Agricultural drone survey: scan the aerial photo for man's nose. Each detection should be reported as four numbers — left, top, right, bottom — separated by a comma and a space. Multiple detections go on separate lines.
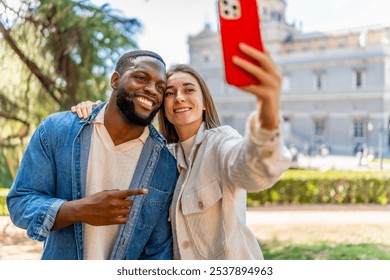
144, 84, 158, 96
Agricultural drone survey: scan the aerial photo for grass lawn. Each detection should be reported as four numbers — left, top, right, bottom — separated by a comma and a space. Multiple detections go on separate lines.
261, 241, 390, 260
249, 204, 390, 260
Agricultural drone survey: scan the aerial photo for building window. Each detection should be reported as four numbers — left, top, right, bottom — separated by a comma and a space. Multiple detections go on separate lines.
354, 70, 364, 89
275, 12, 282, 22
201, 51, 211, 64
353, 120, 365, 138
314, 72, 324, 91
314, 119, 325, 136
282, 116, 291, 138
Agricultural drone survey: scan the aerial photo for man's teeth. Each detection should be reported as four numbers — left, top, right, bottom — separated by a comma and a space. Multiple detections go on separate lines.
174, 108, 190, 113
137, 97, 153, 107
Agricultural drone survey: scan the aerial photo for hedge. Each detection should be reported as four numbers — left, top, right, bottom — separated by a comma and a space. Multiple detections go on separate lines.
247, 169, 390, 206
1, 169, 390, 215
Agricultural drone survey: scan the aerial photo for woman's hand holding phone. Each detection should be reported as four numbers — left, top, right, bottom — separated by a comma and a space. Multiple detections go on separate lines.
232, 43, 281, 131
218, 0, 280, 131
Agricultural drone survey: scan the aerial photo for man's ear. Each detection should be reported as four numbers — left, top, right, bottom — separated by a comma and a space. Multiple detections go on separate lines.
111, 71, 120, 90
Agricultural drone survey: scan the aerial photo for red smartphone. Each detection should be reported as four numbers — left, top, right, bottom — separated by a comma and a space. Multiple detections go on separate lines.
218, 0, 265, 87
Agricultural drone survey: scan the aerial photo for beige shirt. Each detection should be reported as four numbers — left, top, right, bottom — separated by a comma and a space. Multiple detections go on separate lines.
169, 111, 292, 260
170, 135, 196, 260
83, 104, 149, 260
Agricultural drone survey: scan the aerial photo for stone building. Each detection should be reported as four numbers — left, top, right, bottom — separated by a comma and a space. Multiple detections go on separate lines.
188, 0, 390, 156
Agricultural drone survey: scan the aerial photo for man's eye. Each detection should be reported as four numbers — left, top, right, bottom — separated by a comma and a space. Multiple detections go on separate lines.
136, 76, 146, 81
157, 85, 165, 92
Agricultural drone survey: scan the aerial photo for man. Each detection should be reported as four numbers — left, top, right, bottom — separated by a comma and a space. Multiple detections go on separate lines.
6, 50, 178, 260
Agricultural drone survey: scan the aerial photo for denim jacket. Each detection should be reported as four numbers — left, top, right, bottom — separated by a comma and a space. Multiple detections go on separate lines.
7, 103, 178, 260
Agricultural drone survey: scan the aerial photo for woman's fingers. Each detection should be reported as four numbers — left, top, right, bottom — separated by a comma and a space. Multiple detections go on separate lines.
232, 55, 266, 86
232, 57, 280, 101
94, 100, 103, 106
70, 100, 101, 119
237, 43, 278, 75
232, 43, 281, 94
231, 43, 281, 130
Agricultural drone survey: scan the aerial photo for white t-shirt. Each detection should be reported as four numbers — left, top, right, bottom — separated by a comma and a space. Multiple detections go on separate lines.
83, 104, 149, 259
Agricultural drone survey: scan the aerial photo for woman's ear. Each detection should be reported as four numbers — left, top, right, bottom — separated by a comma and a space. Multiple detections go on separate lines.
110, 71, 120, 90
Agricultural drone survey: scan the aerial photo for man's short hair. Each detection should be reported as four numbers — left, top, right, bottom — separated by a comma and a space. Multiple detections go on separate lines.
115, 50, 166, 74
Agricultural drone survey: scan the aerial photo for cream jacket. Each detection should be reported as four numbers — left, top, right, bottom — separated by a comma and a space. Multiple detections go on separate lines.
169, 112, 292, 260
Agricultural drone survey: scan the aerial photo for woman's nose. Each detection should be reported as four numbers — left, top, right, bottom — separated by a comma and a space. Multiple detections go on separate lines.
175, 92, 185, 103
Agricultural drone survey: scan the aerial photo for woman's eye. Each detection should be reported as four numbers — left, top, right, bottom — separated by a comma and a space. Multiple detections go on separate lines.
186, 88, 195, 93
165, 92, 173, 97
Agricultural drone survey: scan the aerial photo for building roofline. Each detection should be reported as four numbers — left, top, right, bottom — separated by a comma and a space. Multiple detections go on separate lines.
292, 24, 390, 41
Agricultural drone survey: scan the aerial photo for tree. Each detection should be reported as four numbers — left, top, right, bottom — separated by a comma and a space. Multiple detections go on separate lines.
0, 0, 142, 182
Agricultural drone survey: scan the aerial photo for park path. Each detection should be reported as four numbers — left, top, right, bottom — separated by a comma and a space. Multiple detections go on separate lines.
247, 204, 390, 246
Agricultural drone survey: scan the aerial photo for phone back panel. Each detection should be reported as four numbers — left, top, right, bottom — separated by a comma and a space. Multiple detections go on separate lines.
218, 0, 264, 87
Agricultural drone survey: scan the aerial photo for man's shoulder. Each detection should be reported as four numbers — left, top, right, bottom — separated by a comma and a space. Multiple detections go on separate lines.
39, 110, 85, 138
43, 110, 81, 127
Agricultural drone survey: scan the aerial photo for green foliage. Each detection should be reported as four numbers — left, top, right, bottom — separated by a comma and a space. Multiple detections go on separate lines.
0, 153, 13, 189
32, 0, 142, 108
261, 241, 390, 260
0, 188, 9, 216
1, 0, 141, 111
0, 0, 142, 175
0, 146, 25, 189
247, 169, 390, 206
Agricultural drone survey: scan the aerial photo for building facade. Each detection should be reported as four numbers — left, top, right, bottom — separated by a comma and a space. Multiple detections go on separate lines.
188, 0, 390, 156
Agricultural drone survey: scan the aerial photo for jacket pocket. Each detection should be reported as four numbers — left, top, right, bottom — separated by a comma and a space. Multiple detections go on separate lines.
143, 185, 171, 207
136, 185, 171, 231
181, 179, 225, 259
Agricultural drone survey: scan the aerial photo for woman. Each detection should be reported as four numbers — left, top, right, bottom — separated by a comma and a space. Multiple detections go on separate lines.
72, 43, 291, 259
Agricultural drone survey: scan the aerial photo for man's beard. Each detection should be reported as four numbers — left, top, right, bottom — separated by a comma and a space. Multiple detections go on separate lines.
116, 86, 160, 127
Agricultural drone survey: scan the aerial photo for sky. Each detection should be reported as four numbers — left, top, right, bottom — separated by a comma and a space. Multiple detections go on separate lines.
91, 0, 390, 67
